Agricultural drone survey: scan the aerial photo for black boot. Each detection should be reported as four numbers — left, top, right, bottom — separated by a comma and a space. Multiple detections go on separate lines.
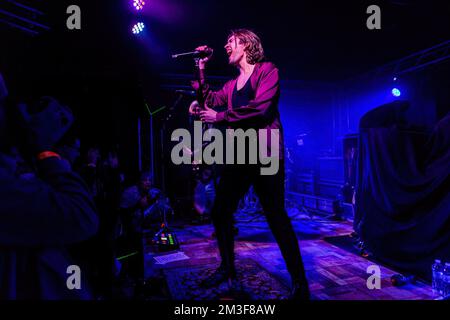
289, 280, 310, 300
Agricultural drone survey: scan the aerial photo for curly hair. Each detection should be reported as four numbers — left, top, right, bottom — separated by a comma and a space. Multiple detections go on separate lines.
228, 29, 265, 64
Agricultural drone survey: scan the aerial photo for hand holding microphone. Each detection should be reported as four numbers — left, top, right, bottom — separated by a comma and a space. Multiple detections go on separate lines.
194, 45, 213, 69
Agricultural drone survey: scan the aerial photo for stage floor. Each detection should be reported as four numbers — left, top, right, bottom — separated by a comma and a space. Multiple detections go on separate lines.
143, 212, 435, 300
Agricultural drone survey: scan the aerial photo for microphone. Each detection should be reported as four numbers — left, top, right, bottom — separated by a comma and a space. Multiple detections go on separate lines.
171, 48, 213, 59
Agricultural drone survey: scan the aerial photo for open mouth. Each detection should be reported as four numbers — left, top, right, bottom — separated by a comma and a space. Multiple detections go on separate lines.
226, 49, 232, 56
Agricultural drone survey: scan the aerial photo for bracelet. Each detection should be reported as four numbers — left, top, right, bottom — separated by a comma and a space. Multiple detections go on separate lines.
37, 151, 61, 161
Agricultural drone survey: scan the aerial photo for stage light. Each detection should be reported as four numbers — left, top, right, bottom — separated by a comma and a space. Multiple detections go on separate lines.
391, 88, 401, 97
133, 0, 146, 11
132, 22, 145, 34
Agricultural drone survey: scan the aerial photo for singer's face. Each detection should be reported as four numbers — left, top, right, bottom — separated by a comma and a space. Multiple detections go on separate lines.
224, 36, 245, 65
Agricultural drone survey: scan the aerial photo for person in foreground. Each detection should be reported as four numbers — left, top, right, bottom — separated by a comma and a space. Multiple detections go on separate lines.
0, 72, 98, 299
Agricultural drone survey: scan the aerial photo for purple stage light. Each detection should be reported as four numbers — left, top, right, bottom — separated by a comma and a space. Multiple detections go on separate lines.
133, 0, 146, 11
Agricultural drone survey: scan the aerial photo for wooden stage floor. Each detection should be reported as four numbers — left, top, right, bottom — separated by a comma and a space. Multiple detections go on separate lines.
143, 212, 435, 300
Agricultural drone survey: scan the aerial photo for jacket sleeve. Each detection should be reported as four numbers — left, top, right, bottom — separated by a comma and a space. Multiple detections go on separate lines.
191, 79, 230, 108
216, 66, 280, 123
0, 157, 98, 247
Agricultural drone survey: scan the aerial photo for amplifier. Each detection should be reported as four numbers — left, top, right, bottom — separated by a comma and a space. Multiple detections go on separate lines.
286, 172, 315, 194
316, 179, 343, 198
316, 157, 344, 182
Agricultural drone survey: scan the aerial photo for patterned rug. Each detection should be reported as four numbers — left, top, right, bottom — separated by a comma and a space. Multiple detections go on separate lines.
163, 258, 290, 300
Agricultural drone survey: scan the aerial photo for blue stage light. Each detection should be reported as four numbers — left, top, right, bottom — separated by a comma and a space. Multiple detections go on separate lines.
132, 22, 145, 34
391, 88, 401, 97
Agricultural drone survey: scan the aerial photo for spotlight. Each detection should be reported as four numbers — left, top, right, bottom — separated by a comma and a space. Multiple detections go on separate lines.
391, 88, 401, 97
133, 0, 146, 11
132, 22, 145, 34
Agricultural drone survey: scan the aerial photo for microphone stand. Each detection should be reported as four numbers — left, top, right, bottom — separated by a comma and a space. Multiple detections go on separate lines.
192, 57, 219, 201
193, 57, 213, 130
194, 58, 206, 112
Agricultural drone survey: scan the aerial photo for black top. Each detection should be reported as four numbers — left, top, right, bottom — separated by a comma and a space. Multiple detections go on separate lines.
232, 78, 254, 109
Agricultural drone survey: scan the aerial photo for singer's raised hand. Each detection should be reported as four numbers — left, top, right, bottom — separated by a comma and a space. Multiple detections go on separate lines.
195, 45, 213, 68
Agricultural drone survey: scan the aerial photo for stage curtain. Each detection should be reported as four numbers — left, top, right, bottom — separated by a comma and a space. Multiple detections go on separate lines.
354, 100, 450, 280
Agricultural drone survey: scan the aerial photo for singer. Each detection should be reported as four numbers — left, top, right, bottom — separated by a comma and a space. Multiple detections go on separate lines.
189, 29, 310, 300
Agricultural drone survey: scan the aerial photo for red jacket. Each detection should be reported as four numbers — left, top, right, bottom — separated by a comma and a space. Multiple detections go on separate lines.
201, 61, 284, 159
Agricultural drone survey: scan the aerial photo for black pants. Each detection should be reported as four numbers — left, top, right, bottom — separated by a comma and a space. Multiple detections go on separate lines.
211, 161, 308, 284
